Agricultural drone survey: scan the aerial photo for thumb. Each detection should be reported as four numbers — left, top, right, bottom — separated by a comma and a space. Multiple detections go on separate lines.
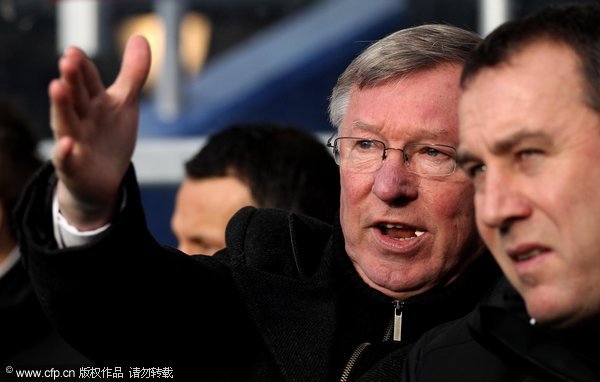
112, 35, 152, 100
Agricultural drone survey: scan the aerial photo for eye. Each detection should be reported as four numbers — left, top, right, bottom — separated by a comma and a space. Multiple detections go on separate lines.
355, 139, 379, 151
424, 147, 444, 157
460, 162, 487, 180
413, 145, 454, 161
515, 148, 546, 173
517, 148, 544, 159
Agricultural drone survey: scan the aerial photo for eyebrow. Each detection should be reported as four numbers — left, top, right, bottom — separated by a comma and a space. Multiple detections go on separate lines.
455, 150, 478, 167
350, 120, 452, 141
490, 130, 551, 154
351, 121, 379, 134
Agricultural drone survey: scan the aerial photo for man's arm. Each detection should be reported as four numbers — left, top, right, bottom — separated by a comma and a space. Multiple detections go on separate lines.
49, 35, 151, 231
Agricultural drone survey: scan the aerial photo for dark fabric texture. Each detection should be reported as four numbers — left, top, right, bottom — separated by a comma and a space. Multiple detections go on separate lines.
0, 253, 90, 365
14, 162, 503, 381
401, 278, 600, 382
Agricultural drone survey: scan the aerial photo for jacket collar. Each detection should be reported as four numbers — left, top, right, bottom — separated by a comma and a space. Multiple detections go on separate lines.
472, 282, 600, 381
227, 210, 339, 381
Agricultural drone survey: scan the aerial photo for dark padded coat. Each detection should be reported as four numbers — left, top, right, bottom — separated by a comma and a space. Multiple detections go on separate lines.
401, 278, 600, 382
14, 163, 502, 381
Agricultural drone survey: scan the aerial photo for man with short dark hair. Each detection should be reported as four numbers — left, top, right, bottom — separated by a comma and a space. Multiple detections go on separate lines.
172, 122, 340, 255
400, 4, 600, 381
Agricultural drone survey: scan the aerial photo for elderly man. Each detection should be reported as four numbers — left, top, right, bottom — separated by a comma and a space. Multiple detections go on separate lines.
13, 24, 500, 381
400, 4, 600, 381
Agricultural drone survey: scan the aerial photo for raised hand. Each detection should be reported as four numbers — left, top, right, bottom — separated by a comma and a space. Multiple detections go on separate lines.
49, 35, 151, 230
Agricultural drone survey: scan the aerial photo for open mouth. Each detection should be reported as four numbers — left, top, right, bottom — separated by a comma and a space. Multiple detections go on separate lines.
510, 247, 548, 262
379, 223, 425, 241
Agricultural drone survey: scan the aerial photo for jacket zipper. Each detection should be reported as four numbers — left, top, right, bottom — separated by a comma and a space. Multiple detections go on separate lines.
383, 300, 404, 341
339, 342, 371, 382
339, 300, 404, 381
393, 300, 404, 341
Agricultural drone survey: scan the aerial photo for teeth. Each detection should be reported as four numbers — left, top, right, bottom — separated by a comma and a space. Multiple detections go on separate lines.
381, 224, 425, 238
516, 248, 544, 261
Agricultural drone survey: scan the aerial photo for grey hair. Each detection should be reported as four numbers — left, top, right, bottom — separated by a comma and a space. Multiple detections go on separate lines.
328, 24, 482, 130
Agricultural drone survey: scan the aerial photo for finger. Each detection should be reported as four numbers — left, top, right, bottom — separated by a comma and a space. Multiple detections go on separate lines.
79, 49, 105, 98
52, 135, 79, 181
49, 78, 80, 139
60, 47, 92, 118
111, 35, 152, 103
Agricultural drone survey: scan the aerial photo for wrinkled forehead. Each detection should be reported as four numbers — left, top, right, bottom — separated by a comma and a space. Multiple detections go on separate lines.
345, 64, 463, 142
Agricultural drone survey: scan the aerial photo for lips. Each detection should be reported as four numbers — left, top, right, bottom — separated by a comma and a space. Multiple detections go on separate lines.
508, 246, 550, 262
379, 223, 425, 241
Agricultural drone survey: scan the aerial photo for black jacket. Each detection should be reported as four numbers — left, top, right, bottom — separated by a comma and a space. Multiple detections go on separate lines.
0, 250, 90, 366
401, 278, 600, 382
14, 163, 502, 381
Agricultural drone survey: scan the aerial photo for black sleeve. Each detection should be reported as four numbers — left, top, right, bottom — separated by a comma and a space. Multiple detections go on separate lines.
14, 162, 250, 369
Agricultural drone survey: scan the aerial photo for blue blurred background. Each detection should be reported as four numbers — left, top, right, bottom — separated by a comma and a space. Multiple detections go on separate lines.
4, 0, 593, 246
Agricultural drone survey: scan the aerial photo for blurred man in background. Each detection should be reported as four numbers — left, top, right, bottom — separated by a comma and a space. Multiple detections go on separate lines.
172, 122, 340, 255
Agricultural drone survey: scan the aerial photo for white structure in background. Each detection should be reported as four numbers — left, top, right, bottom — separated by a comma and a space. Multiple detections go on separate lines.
57, 0, 99, 57
479, 0, 510, 36
153, 0, 183, 122
40, 134, 330, 185
51, 0, 512, 184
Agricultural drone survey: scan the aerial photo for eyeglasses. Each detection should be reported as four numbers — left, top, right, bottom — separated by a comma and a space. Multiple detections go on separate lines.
327, 135, 457, 176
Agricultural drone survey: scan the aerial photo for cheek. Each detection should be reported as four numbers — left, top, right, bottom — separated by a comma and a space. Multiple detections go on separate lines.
427, 183, 479, 253
340, 171, 371, 233
340, 170, 372, 205
427, 181, 475, 220
474, 195, 497, 251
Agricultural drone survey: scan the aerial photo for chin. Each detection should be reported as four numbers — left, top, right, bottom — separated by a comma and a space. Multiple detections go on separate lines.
525, 298, 574, 329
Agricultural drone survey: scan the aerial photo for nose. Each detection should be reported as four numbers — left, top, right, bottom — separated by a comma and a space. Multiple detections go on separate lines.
372, 149, 418, 204
476, 168, 531, 232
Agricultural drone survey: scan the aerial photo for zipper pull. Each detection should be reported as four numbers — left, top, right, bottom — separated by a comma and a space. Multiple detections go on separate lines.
393, 300, 403, 342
